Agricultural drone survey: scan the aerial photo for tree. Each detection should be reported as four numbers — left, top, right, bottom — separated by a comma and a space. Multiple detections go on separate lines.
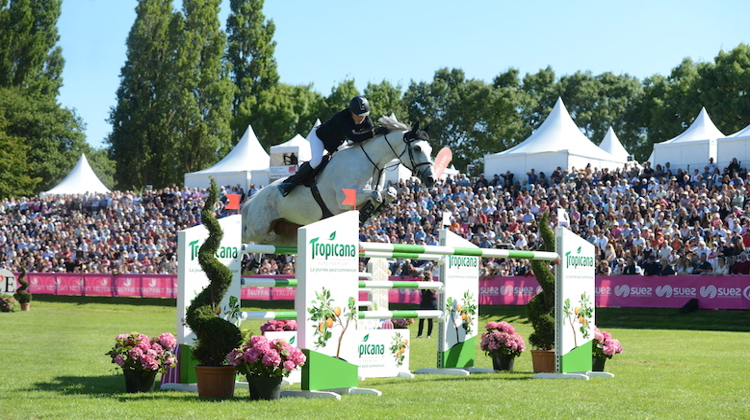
170, 0, 234, 180
108, 0, 177, 189
364, 80, 407, 122
404, 68, 524, 171
0, 0, 64, 97
695, 44, 750, 134
0, 86, 88, 191
0, 108, 39, 197
226, 0, 279, 143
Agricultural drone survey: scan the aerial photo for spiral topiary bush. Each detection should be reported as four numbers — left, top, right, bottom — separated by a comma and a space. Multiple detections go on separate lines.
185, 177, 242, 366
14, 266, 31, 304
526, 211, 556, 350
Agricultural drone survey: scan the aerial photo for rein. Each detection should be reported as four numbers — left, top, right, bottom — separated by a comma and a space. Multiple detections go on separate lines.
357, 131, 431, 177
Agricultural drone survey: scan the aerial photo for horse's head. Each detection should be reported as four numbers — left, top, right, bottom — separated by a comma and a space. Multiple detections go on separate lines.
401, 121, 436, 187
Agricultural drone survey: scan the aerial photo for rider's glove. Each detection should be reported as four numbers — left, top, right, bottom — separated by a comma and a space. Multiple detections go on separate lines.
374, 126, 389, 136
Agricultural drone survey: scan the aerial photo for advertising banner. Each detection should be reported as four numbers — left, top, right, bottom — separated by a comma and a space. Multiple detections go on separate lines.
0, 269, 16, 294
355, 329, 411, 378
555, 226, 596, 373
296, 211, 359, 390
439, 230, 479, 369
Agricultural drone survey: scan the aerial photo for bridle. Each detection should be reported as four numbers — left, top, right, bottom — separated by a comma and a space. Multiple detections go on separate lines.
357, 130, 432, 179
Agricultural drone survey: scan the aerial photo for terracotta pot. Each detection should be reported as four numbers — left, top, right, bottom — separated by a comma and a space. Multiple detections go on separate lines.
246, 374, 283, 400
194, 366, 236, 398
20, 302, 30, 311
530, 350, 555, 373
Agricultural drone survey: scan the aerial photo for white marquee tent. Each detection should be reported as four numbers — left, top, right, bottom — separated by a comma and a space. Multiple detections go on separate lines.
483, 98, 626, 178
42, 154, 110, 196
184, 125, 269, 191
717, 122, 750, 170
599, 126, 631, 162
649, 108, 724, 171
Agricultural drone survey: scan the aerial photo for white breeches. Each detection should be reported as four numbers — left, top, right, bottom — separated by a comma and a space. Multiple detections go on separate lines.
308, 130, 325, 169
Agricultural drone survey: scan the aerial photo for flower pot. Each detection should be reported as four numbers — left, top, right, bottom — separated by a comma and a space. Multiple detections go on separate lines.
194, 366, 236, 399
246, 374, 283, 401
20, 302, 30, 311
123, 368, 157, 393
592, 356, 607, 372
491, 354, 515, 372
530, 350, 555, 373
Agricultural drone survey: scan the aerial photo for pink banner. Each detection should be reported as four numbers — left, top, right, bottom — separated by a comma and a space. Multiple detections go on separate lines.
20, 272, 750, 310
596, 275, 750, 310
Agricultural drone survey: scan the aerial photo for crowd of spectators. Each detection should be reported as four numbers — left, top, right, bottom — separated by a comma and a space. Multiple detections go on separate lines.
3, 156, 750, 279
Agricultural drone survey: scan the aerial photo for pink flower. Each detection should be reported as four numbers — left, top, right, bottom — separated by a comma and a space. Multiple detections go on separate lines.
158, 332, 176, 350
283, 360, 296, 372
485, 321, 498, 330
114, 354, 126, 367
262, 350, 281, 367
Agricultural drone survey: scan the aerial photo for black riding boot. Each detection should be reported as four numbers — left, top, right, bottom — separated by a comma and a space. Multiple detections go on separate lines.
278, 162, 314, 197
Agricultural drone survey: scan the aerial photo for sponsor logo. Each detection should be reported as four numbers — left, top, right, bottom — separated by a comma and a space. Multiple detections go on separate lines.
359, 333, 385, 357
480, 286, 535, 296
447, 256, 478, 269
309, 232, 356, 260
564, 246, 595, 270
744, 286, 750, 301
594, 286, 611, 296
656, 285, 697, 298
614, 285, 652, 297
700, 285, 743, 298
189, 239, 239, 261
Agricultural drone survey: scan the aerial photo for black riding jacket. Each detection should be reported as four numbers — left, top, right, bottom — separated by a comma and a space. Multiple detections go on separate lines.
315, 108, 375, 154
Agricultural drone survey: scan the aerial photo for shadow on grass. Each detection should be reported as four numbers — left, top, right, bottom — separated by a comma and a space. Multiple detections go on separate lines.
31, 375, 202, 399
33, 294, 176, 308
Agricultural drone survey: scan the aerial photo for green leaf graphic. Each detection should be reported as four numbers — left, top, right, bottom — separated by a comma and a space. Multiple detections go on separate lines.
329, 231, 336, 241
363, 334, 369, 342
577, 246, 582, 254
289, 336, 295, 345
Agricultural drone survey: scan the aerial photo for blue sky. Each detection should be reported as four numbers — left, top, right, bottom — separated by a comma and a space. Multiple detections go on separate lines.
57, 0, 748, 148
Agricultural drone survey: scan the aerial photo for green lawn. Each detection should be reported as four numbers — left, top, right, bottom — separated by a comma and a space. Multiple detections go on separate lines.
1, 295, 749, 419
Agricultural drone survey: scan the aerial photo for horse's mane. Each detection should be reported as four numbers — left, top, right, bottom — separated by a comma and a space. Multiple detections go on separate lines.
378, 114, 409, 131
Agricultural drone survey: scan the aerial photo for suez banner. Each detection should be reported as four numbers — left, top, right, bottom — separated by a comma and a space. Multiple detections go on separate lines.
555, 226, 596, 374
597, 275, 750, 309
176, 214, 242, 344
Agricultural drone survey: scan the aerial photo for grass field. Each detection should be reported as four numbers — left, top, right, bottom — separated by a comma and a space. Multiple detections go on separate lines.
1, 295, 749, 419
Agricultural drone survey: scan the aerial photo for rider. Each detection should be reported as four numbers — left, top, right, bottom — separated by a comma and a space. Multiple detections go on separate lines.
278, 96, 390, 197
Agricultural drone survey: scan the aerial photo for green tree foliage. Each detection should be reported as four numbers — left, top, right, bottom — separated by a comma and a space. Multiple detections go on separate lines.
109, 0, 233, 189
0, 108, 39, 197
694, 44, 750, 134
107, 0, 175, 190
0, 0, 64, 97
170, 0, 234, 178
404, 68, 524, 171
246, 83, 325, 150
364, 80, 407, 122
0, 87, 88, 192
226, 0, 279, 143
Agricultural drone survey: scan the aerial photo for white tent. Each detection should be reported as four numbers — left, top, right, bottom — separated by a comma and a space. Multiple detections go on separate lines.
184, 125, 269, 191
42, 154, 110, 196
649, 108, 724, 171
483, 98, 627, 179
599, 126, 631, 162
717, 122, 750, 170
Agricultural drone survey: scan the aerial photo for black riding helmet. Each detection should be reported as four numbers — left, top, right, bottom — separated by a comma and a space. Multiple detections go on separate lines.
349, 96, 370, 116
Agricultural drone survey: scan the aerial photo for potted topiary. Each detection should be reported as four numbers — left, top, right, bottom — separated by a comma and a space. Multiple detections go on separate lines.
184, 177, 243, 398
14, 266, 32, 311
526, 211, 556, 373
